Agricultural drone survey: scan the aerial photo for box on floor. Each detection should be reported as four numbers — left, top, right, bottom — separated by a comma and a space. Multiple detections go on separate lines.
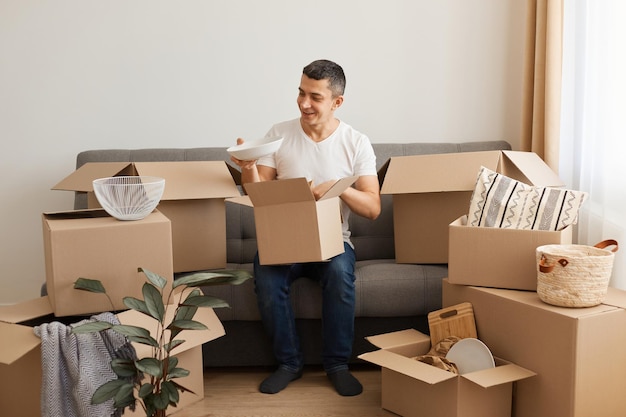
447, 215, 573, 290
443, 279, 626, 417
52, 161, 241, 273
359, 328, 535, 417
0, 295, 224, 417
378, 150, 563, 263
228, 176, 357, 265
42, 209, 173, 316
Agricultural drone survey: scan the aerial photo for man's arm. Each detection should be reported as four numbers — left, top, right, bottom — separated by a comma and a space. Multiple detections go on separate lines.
335, 175, 381, 220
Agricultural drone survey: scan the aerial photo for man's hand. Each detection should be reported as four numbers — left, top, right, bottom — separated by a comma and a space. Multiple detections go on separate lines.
310, 179, 337, 200
230, 138, 258, 170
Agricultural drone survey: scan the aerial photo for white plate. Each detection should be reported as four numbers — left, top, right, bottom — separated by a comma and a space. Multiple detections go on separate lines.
227, 136, 283, 161
445, 337, 495, 374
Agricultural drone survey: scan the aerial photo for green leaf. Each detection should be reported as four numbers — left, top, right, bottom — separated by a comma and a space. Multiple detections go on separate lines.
113, 393, 135, 410
74, 277, 107, 293
162, 380, 180, 404
110, 358, 139, 378
182, 294, 230, 309
71, 321, 113, 334
143, 282, 165, 322
138, 383, 154, 399
164, 339, 185, 353
168, 367, 190, 379
153, 389, 170, 410
123, 296, 150, 316
112, 382, 135, 408
173, 269, 251, 288
126, 335, 160, 348
111, 324, 151, 339
110, 325, 159, 348
135, 357, 162, 378
139, 267, 168, 289
174, 305, 198, 322
92, 379, 127, 404
167, 319, 208, 332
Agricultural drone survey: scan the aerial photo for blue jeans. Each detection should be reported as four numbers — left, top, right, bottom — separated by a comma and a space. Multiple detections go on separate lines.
254, 242, 356, 374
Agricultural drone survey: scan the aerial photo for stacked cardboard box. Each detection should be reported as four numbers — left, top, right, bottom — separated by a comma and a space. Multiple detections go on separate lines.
42, 209, 174, 316
0, 161, 243, 414
428, 151, 626, 416
443, 280, 626, 417
52, 161, 241, 273
378, 150, 565, 264
362, 150, 620, 417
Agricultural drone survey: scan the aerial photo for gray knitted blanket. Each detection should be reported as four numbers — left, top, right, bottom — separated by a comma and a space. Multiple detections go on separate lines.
34, 312, 138, 417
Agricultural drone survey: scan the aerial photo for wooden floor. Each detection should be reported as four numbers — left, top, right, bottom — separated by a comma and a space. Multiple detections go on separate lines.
172, 365, 397, 417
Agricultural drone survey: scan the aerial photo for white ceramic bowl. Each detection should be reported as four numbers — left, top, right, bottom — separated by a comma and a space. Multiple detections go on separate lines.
92, 176, 165, 221
227, 136, 283, 161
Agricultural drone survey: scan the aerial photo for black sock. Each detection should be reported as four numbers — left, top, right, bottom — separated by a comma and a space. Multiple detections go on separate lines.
259, 368, 303, 394
327, 369, 363, 396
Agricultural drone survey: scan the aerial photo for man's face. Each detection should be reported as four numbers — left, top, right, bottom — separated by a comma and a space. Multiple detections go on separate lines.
297, 74, 342, 128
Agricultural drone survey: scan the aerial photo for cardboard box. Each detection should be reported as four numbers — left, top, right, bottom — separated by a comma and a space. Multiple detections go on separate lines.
0, 296, 224, 417
42, 209, 173, 316
230, 176, 356, 265
443, 279, 626, 417
447, 215, 573, 290
378, 150, 564, 263
52, 161, 241, 272
359, 328, 535, 417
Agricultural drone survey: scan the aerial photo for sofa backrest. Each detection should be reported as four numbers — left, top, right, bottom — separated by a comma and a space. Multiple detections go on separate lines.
74, 141, 511, 264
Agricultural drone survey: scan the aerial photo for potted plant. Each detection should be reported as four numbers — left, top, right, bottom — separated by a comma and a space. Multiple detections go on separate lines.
72, 267, 251, 417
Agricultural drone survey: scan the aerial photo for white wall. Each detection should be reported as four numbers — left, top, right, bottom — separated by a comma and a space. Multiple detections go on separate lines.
0, 0, 526, 304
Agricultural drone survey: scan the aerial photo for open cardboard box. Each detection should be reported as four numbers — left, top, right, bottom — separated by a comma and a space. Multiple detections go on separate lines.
228, 176, 357, 265
359, 328, 536, 417
447, 215, 573, 290
443, 279, 626, 417
378, 150, 564, 263
52, 161, 241, 273
0, 295, 225, 417
42, 209, 174, 316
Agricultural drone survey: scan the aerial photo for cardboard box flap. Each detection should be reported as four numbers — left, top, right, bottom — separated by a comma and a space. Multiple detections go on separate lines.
244, 177, 314, 206
359, 349, 457, 384
118, 305, 225, 357
380, 151, 501, 194
318, 176, 359, 200
52, 162, 133, 192
0, 296, 53, 365
462, 362, 536, 388
226, 195, 253, 208
500, 151, 564, 187
0, 296, 54, 324
133, 161, 240, 200
0, 322, 42, 365
365, 328, 431, 350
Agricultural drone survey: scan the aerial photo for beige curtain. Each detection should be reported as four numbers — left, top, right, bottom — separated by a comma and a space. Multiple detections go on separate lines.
521, 0, 564, 172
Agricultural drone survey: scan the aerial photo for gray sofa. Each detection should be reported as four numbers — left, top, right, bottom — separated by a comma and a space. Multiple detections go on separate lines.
72, 140, 511, 367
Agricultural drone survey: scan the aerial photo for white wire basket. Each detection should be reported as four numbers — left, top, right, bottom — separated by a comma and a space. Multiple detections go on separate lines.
92, 176, 165, 221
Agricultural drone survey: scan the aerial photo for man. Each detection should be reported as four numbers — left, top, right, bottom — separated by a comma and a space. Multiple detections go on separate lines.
231, 59, 381, 396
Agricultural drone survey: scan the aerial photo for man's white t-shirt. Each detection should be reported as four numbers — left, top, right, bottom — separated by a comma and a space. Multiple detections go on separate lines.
257, 118, 377, 246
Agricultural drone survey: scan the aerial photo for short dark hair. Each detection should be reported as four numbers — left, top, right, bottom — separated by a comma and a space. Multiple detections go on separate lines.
302, 59, 346, 97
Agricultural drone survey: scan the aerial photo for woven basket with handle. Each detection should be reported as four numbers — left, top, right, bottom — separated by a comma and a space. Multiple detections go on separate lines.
536, 239, 619, 307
